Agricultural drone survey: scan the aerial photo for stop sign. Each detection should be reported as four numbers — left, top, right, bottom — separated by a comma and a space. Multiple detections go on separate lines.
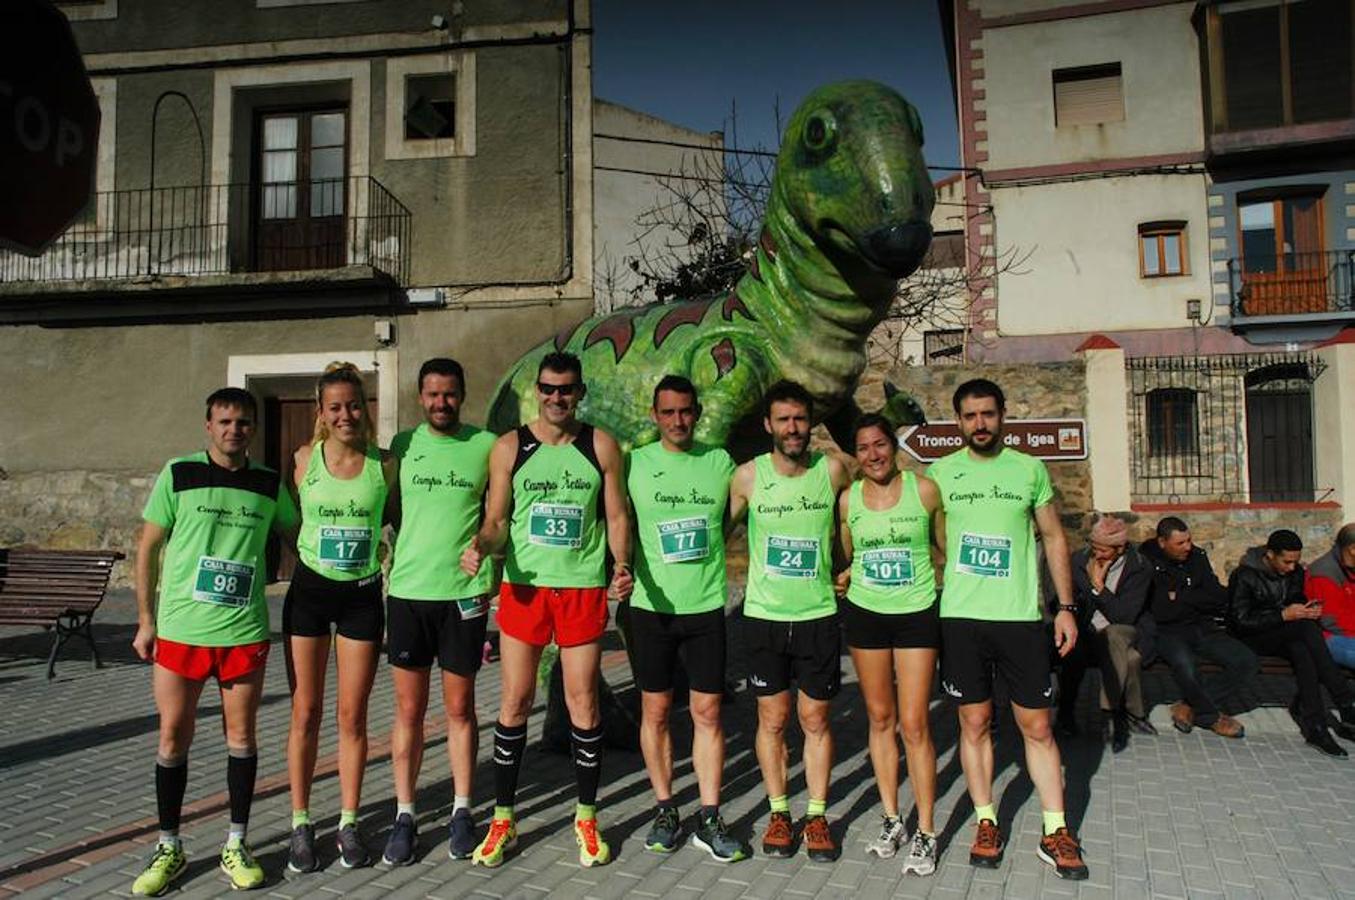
0, 0, 100, 257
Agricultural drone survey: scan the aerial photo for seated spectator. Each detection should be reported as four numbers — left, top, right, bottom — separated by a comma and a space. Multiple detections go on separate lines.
1227, 529, 1355, 758
1141, 517, 1256, 739
1057, 515, 1155, 753
1307, 523, 1355, 670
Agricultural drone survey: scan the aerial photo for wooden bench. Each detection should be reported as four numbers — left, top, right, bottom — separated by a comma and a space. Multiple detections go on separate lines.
1143, 656, 1297, 677
0, 548, 125, 679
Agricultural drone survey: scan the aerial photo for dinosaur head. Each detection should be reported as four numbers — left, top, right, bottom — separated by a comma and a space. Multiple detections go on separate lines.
774, 81, 935, 285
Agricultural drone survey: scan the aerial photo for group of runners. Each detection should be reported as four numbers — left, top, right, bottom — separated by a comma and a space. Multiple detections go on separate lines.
129, 351, 1090, 896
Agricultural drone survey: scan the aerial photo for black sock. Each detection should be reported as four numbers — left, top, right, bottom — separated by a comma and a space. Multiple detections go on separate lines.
570, 724, 604, 807
227, 750, 258, 832
700, 804, 719, 821
657, 798, 678, 811
155, 756, 188, 835
493, 721, 528, 809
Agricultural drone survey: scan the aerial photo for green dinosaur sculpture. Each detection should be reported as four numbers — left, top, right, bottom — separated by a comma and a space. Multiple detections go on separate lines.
488, 80, 934, 451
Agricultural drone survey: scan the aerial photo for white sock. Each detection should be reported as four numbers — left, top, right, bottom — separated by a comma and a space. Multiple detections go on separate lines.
397, 801, 416, 820
158, 831, 181, 849
453, 795, 471, 814
226, 823, 245, 846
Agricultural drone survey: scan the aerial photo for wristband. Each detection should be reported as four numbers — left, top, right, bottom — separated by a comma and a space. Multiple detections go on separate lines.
1059, 604, 1079, 614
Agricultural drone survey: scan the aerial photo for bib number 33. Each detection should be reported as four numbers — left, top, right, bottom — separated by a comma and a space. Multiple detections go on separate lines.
528, 503, 584, 548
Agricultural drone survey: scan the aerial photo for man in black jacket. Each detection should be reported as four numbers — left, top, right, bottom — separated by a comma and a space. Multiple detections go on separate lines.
1143, 517, 1256, 739
1056, 516, 1155, 753
1227, 529, 1355, 757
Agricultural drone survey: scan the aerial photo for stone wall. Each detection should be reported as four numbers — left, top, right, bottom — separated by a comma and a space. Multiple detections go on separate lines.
0, 470, 155, 588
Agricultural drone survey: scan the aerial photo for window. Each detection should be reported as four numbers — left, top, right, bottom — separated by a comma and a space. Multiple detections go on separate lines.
1138, 222, 1188, 278
1146, 388, 1199, 457
923, 329, 965, 366
1053, 63, 1124, 127
404, 74, 456, 141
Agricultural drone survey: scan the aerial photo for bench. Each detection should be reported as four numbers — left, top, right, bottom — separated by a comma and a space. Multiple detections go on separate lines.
1144, 656, 1297, 677
0, 547, 125, 679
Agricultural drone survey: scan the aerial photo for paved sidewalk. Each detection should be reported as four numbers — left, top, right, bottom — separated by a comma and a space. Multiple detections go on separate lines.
3, 591, 1355, 898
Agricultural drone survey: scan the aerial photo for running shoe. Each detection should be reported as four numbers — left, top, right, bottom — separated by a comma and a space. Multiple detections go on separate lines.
382, 813, 417, 866
448, 808, 476, 860
220, 840, 265, 890
761, 811, 794, 858
1037, 826, 1089, 880
131, 842, 187, 896
690, 812, 748, 863
471, 816, 517, 868
901, 830, 938, 876
574, 816, 612, 867
864, 815, 907, 859
644, 805, 682, 853
969, 818, 1004, 868
336, 823, 371, 869
286, 823, 317, 873
802, 815, 838, 862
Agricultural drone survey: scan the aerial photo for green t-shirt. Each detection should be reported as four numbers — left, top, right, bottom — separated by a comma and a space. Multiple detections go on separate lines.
745, 452, 837, 622
504, 425, 607, 588
143, 452, 299, 646
927, 447, 1054, 622
846, 472, 936, 615
627, 441, 735, 615
296, 440, 388, 581
388, 423, 496, 602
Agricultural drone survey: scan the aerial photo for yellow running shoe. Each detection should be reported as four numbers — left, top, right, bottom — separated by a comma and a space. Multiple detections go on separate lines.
574, 816, 612, 867
131, 843, 187, 896
471, 816, 517, 868
219, 840, 265, 890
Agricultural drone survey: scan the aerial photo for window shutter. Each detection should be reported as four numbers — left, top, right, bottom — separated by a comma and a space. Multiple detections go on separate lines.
1054, 67, 1125, 126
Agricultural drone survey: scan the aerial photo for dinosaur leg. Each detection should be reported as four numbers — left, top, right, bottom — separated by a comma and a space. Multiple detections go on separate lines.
688, 337, 772, 449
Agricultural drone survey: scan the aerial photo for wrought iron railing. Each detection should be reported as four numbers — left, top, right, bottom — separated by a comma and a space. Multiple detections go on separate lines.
1228, 249, 1355, 318
0, 176, 410, 287
1127, 352, 1328, 504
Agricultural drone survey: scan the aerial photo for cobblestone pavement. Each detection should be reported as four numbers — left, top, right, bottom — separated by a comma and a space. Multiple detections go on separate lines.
4, 590, 1355, 898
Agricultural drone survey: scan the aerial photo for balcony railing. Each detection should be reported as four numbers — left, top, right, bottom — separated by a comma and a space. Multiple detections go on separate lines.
0, 176, 410, 288
1228, 250, 1355, 319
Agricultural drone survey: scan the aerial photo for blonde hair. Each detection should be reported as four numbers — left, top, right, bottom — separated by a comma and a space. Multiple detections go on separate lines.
312, 361, 376, 445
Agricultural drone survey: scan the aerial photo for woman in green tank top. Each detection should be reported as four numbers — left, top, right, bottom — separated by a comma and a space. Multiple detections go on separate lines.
284, 363, 397, 870
835, 414, 944, 872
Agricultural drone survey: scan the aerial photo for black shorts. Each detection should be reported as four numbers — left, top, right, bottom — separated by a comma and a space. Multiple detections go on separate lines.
282, 561, 383, 642
939, 618, 1053, 708
842, 599, 941, 650
386, 596, 490, 676
742, 613, 841, 701
628, 606, 726, 695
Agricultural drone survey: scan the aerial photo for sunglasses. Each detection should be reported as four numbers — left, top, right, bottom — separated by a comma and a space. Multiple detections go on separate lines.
536, 381, 582, 397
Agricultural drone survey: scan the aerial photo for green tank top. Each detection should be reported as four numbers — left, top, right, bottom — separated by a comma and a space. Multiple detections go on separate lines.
846, 473, 936, 615
296, 440, 387, 582
504, 425, 607, 588
745, 452, 836, 622
627, 441, 735, 615
388, 423, 496, 601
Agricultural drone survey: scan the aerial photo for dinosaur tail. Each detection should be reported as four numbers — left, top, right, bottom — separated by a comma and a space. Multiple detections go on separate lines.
486, 373, 523, 435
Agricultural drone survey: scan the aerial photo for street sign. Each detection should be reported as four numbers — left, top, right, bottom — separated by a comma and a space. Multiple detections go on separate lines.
898, 418, 1088, 463
0, 0, 101, 256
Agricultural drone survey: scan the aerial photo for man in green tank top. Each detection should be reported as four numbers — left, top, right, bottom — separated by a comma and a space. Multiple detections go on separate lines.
461, 351, 632, 869
927, 378, 1087, 880
130, 388, 299, 896
381, 358, 497, 866
625, 374, 745, 862
729, 380, 851, 863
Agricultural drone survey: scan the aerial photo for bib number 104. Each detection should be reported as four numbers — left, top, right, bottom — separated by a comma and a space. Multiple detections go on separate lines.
957, 533, 1012, 578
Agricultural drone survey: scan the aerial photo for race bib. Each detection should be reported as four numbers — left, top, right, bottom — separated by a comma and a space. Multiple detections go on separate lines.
657, 517, 709, 563
765, 535, 819, 579
192, 556, 255, 607
861, 547, 914, 587
318, 525, 373, 569
957, 533, 1012, 578
456, 595, 490, 620
528, 503, 584, 548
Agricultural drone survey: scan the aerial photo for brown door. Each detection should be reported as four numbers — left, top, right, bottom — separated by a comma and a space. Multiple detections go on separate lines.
254, 109, 348, 272
1239, 195, 1327, 315
264, 398, 315, 581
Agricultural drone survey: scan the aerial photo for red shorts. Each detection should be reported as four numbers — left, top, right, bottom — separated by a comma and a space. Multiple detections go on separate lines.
496, 584, 609, 648
155, 637, 270, 683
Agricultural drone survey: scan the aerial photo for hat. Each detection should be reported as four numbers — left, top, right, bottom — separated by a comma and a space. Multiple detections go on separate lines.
1090, 515, 1128, 547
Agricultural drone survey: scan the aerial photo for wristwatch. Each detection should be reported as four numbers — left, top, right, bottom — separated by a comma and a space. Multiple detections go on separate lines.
1058, 604, 1079, 615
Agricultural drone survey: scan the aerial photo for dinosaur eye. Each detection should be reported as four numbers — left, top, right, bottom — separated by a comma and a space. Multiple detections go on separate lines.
804, 112, 837, 153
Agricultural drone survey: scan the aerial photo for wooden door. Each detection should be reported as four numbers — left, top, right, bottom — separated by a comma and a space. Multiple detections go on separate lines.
1246, 367, 1314, 502
264, 398, 315, 581
1239, 195, 1327, 315
254, 109, 348, 272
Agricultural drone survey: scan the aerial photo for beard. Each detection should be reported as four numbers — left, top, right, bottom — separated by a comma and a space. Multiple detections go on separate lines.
773, 432, 810, 460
